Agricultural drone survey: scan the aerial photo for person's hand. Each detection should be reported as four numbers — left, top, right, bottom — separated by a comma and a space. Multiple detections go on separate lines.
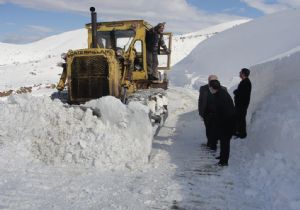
165, 49, 171, 54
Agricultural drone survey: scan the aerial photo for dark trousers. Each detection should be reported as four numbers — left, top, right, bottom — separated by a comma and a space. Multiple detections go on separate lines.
203, 114, 218, 150
219, 135, 232, 164
235, 107, 247, 137
146, 51, 158, 77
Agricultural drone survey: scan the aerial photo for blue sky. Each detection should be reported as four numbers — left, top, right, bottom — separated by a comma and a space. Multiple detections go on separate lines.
0, 0, 299, 44
187, 0, 262, 16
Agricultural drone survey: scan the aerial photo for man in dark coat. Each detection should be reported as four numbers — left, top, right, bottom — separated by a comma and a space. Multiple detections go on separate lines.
146, 22, 170, 80
198, 75, 218, 151
233, 68, 252, 139
209, 80, 235, 166
198, 75, 226, 151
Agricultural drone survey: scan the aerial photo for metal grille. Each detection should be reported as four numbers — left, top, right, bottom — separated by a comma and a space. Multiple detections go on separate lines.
70, 55, 109, 102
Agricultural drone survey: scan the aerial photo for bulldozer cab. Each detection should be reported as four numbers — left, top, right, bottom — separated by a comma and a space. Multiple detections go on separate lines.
86, 20, 172, 80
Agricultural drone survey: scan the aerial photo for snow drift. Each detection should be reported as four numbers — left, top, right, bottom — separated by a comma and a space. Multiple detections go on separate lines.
247, 48, 300, 163
170, 8, 300, 89
171, 19, 250, 66
0, 95, 153, 169
228, 49, 300, 210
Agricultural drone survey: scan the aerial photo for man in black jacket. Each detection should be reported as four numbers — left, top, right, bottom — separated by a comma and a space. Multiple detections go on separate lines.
233, 68, 252, 139
146, 22, 170, 80
198, 75, 227, 151
198, 75, 223, 151
209, 80, 235, 166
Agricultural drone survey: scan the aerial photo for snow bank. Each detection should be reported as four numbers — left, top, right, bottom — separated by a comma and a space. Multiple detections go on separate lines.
170, 19, 250, 66
0, 95, 153, 170
246, 48, 300, 162
235, 49, 300, 209
248, 49, 300, 127
170, 8, 300, 89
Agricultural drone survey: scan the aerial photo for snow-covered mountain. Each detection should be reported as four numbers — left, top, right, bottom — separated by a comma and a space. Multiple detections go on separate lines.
0, 29, 86, 66
0, 19, 248, 91
0, 29, 87, 91
1, 9, 300, 210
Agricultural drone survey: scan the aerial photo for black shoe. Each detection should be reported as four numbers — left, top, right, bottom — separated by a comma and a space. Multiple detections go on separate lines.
239, 134, 247, 139
234, 132, 247, 139
217, 162, 228, 167
215, 156, 220, 159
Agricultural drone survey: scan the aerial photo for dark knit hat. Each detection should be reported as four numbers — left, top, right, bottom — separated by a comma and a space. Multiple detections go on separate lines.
155, 22, 166, 31
157, 22, 166, 28
209, 79, 221, 90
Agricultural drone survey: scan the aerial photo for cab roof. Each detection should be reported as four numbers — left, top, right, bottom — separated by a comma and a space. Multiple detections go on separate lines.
85, 20, 153, 30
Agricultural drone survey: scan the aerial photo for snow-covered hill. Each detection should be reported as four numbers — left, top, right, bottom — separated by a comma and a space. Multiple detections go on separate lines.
0, 29, 87, 91
170, 8, 300, 89
171, 19, 250, 66
0, 19, 248, 91
0, 29, 86, 65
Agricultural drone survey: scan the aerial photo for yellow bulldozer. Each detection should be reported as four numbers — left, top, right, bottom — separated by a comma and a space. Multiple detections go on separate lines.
56, 7, 172, 106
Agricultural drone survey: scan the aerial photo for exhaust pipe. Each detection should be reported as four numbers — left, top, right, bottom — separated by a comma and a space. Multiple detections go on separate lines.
90, 7, 97, 48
